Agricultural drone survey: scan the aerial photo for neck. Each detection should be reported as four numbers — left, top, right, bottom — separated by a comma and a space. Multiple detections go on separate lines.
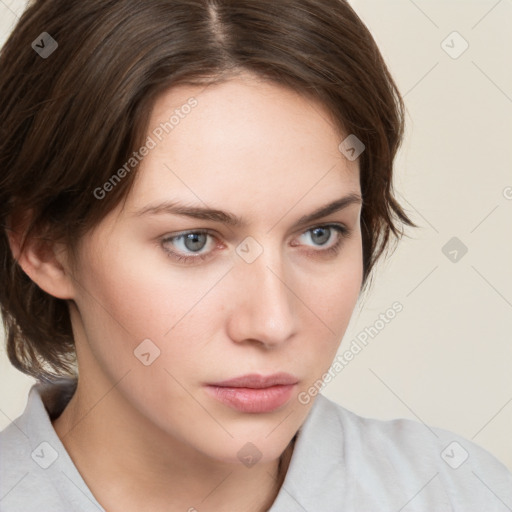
52, 381, 295, 512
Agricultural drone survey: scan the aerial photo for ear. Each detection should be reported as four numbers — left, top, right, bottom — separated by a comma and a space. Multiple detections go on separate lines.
7, 212, 76, 300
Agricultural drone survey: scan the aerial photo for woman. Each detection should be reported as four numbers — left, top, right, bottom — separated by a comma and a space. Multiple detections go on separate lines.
0, 0, 511, 510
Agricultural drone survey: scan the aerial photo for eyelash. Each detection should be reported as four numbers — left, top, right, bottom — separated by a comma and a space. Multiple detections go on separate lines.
161, 224, 351, 265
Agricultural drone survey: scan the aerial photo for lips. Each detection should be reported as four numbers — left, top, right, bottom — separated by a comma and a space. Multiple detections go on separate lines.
208, 372, 299, 388
205, 373, 299, 413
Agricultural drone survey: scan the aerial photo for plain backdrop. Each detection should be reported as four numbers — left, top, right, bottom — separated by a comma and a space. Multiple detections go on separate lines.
1, 0, 511, 471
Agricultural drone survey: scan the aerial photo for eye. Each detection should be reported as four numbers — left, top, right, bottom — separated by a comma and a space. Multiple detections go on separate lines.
293, 224, 350, 256
161, 230, 218, 264
161, 224, 351, 265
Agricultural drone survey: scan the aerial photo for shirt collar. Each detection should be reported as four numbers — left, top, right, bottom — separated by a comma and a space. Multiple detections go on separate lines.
21, 378, 104, 511
268, 393, 345, 510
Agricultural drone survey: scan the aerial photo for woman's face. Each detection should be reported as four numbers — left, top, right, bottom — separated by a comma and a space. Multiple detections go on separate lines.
67, 73, 363, 465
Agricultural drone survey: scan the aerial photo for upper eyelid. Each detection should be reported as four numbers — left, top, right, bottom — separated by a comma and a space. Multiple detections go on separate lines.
164, 222, 347, 241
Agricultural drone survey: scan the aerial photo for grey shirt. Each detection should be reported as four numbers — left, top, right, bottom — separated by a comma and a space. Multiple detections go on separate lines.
1, 378, 511, 511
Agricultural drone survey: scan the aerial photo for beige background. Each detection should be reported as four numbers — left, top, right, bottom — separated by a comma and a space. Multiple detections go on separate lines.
1, 0, 511, 472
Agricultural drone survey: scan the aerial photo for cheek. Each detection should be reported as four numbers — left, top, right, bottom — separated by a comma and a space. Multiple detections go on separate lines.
312, 238, 363, 323
73, 239, 225, 367
300, 239, 363, 361
71, 247, 221, 415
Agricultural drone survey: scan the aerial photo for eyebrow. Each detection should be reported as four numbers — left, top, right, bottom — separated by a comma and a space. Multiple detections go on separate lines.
133, 193, 362, 229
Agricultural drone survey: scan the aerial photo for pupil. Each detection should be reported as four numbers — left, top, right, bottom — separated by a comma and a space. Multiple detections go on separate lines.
185, 233, 207, 252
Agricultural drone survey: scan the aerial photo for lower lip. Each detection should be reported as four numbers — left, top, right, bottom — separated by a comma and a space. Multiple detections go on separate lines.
205, 384, 296, 413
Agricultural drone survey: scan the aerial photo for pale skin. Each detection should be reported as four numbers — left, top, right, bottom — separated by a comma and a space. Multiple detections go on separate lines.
9, 72, 364, 511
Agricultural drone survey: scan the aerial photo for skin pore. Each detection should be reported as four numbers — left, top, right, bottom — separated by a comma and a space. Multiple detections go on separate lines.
17, 72, 363, 511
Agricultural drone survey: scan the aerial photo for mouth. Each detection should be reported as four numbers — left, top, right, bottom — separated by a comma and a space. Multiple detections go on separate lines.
205, 373, 299, 414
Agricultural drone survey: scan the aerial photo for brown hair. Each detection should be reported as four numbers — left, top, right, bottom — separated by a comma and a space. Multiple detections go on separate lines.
0, 0, 415, 382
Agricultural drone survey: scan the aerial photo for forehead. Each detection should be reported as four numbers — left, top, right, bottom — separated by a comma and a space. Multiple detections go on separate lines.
125, 74, 360, 221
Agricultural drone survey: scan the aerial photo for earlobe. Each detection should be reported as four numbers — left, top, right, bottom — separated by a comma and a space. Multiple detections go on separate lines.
6, 224, 76, 301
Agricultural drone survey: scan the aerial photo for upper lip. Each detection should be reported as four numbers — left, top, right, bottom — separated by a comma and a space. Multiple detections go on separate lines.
208, 373, 299, 389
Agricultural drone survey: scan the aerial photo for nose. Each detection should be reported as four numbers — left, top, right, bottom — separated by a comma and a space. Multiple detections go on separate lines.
226, 245, 298, 348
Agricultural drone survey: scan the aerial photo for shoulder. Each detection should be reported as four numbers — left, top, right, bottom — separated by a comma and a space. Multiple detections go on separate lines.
0, 380, 95, 512
0, 416, 31, 478
0, 406, 64, 512
312, 394, 512, 510
0, 401, 33, 486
